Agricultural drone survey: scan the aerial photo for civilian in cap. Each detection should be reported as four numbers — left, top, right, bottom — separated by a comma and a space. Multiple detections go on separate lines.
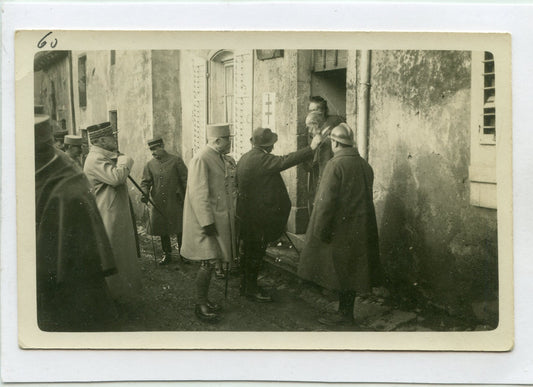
83, 122, 142, 302
140, 137, 188, 265
35, 111, 118, 331
64, 135, 83, 166
302, 111, 333, 215
308, 95, 345, 132
298, 123, 383, 326
181, 123, 238, 322
236, 127, 322, 302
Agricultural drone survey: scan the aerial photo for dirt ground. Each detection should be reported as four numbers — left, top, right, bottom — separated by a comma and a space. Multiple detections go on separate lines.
111, 227, 485, 333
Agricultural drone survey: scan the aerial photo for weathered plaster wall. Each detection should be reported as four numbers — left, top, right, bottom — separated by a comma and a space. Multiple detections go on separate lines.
71, 50, 154, 214
369, 51, 498, 321
179, 50, 210, 164
151, 50, 182, 156
34, 58, 74, 134
253, 50, 310, 233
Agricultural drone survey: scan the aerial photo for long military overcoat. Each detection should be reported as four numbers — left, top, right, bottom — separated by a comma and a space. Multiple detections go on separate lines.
180, 146, 238, 262
236, 146, 313, 243
140, 151, 187, 235
84, 146, 142, 301
36, 150, 117, 331
298, 147, 383, 293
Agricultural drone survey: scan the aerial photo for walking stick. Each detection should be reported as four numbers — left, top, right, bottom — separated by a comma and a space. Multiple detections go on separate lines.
127, 175, 168, 221
143, 204, 158, 266
283, 231, 300, 256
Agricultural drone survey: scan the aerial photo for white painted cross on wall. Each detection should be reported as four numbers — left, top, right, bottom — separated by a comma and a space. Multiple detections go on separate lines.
262, 92, 276, 130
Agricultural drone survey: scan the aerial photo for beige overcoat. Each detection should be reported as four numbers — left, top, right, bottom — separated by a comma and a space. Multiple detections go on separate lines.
180, 145, 237, 263
84, 145, 142, 301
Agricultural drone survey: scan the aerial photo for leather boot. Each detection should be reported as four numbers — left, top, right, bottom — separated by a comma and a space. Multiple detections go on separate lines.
206, 300, 222, 312
195, 304, 220, 322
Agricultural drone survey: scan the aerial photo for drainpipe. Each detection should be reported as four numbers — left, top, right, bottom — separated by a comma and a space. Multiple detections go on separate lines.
67, 51, 77, 134
357, 50, 371, 160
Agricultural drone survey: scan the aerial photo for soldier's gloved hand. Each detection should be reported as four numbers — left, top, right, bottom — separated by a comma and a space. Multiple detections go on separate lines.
310, 134, 323, 150
140, 195, 149, 204
203, 223, 217, 236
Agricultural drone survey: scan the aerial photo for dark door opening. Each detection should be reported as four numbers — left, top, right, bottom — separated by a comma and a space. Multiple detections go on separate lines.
311, 68, 347, 119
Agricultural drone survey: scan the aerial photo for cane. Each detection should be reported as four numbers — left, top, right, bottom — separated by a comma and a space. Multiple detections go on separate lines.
127, 175, 168, 221
143, 204, 158, 266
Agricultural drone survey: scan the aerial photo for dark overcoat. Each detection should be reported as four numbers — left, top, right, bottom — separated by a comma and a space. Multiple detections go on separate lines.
237, 146, 313, 243
304, 115, 345, 213
36, 150, 117, 331
298, 147, 383, 293
141, 151, 188, 235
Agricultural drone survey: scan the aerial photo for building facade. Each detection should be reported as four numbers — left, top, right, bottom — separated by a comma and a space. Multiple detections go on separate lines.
34, 49, 499, 324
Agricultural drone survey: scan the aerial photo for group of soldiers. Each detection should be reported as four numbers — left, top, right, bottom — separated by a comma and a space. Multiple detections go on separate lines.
34, 96, 382, 331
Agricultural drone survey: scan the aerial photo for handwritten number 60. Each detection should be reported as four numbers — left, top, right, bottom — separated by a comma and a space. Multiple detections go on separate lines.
37, 32, 58, 49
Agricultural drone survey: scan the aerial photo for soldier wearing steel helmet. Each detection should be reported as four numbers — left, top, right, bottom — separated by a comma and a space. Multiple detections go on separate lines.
298, 123, 383, 326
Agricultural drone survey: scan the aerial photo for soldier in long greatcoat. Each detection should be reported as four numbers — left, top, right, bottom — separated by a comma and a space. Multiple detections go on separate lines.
84, 122, 142, 302
298, 123, 383, 326
141, 137, 188, 265
35, 110, 117, 331
180, 124, 238, 322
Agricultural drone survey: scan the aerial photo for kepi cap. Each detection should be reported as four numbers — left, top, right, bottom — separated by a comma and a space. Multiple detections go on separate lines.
147, 137, 164, 149
35, 114, 53, 144
64, 135, 83, 146
87, 122, 114, 142
251, 127, 278, 147
207, 123, 233, 138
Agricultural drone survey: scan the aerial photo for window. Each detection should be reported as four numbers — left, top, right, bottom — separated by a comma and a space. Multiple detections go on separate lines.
208, 50, 234, 153
208, 50, 234, 125
110, 50, 116, 66
481, 52, 495, 144
469, 51, 497, 209
109, 110, 118, 142
78, 55, 87, 108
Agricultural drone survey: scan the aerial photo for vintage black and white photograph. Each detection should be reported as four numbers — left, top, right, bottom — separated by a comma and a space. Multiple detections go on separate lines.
17, 30, 513, 350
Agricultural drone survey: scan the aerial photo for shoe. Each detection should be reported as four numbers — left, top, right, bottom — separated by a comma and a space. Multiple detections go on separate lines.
195, 304, 220, 322
317, 312, 354, 326
245, 291, 272, 303
206, 300, 222, 312
158, 253, 172, 265
215, 268, 226, 279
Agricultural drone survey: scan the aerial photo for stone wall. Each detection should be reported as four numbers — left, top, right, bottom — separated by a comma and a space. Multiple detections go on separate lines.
71, 50, 154, 213
368, 50, 498, 322
34, 56, 74, 134
252, 50, 311, 233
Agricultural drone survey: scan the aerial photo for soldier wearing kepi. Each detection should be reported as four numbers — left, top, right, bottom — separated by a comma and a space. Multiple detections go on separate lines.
298, 123, 383, 326
34, 107, 118, 331
140, 137, 188, 265
84, 122, 142, 302
236, 127, 322, 303
180, 124, 238, 322
64, 134, 84, 166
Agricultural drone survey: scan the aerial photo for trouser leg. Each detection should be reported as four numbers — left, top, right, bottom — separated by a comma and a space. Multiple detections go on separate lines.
338, 290, 356, 317
160, 235, 172, 254
241, 239, 264, 294
195, 261, 214, 305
